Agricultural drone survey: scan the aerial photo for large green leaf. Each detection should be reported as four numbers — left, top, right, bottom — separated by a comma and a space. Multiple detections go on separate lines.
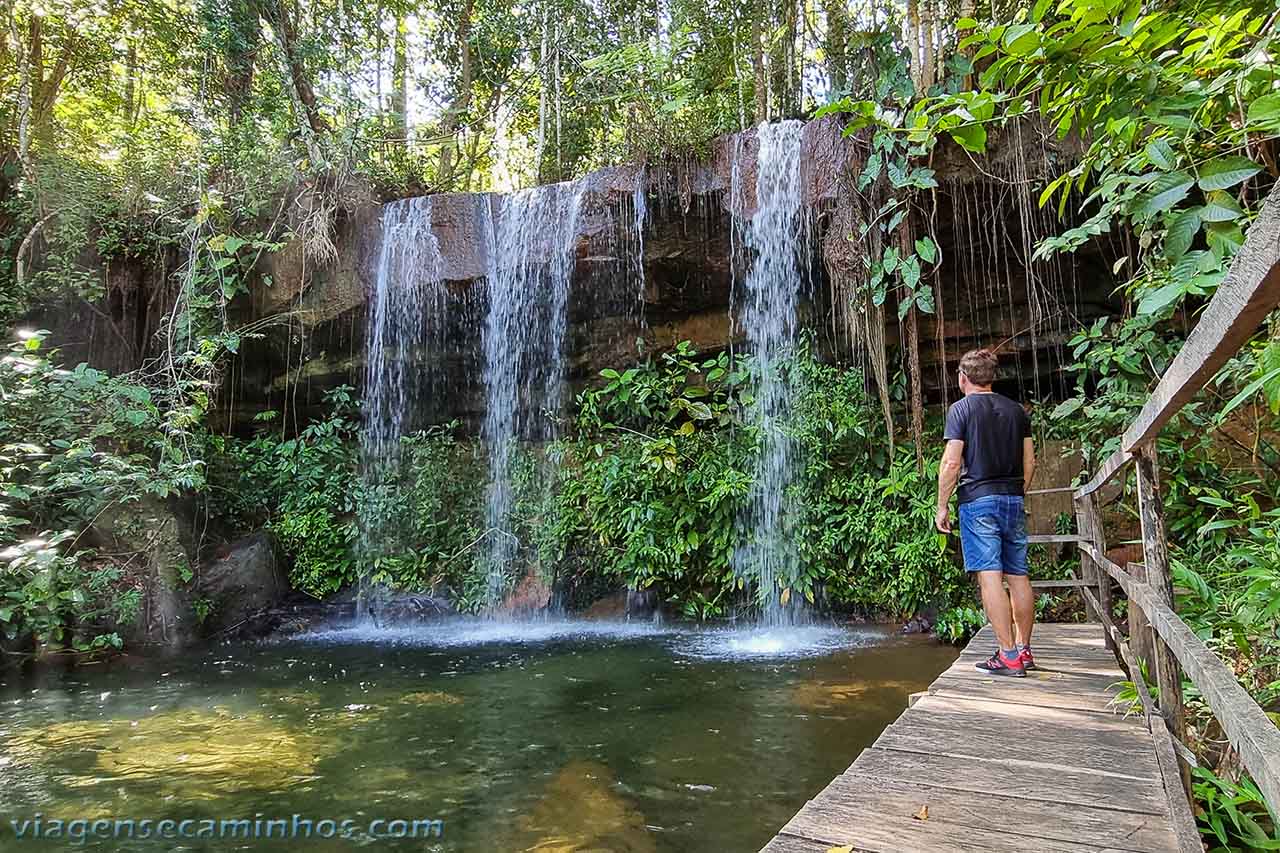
1164, 207, 1200, 260
1246, 93, 1280, 131
1130, 172, 1193, 220
948, 123, 987, 153
1137, 281, 1187, 316
1002, 23, 1040, 55
1198, 191, 1244, 223
1263, 341, 1280, 415
901, 255, 922, 289
1206, 222, 1244, 258
1144, 139, 1175, 171
1050, 397, 1083, 420
915, 236, 937, 264
1197, 156, 1262, 192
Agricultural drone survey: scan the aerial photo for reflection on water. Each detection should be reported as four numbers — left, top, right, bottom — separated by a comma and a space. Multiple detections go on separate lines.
0, 621, 957, 852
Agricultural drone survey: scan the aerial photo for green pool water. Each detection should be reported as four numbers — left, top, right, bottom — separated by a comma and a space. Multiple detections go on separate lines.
0, 620, 957, 852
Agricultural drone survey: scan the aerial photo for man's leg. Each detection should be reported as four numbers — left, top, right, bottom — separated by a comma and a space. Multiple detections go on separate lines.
1003, 495, 1034, 650
959, 498, 1025, 675
1007, 574, 1035, 648
975, 570, 1016, 651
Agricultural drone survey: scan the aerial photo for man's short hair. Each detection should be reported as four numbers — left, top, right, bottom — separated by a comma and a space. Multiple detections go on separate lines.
959, 349, 998, 386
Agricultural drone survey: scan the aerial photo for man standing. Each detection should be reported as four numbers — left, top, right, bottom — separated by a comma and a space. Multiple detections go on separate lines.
935, 349, 1037, 677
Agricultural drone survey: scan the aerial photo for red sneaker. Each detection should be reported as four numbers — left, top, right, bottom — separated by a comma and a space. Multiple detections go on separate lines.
975, 651, 1026, 677
1018, 646, 1037, 671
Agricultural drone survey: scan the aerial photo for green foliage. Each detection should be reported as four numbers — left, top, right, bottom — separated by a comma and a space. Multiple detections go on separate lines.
934, 605, 985, 644
552, 342, 963, 618
212, 397, 491, 603
211, 386, 360, 597
0, 533, 122, 652
1193, 766, 1280, 852
0, 333, 189, 653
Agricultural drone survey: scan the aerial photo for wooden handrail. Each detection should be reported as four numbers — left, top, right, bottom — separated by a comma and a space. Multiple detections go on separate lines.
1074, 184, 1280, 500
1083, 543, 1280, 813
1065, 182, 1280, 817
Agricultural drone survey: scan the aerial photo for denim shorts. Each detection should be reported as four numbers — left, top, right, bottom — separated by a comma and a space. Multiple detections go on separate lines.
958, 494, 1029, 575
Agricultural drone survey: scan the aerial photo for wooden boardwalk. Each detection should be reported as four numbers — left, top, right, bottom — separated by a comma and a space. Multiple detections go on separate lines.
761, 623, 1192, 853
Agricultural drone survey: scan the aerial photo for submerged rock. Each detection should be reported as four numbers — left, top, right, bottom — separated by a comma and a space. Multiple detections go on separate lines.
508, 760, 658, 853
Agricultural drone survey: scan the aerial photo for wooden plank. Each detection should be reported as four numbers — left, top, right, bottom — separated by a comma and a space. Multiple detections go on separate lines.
1076, 451, 1131, 501
850, 746, 1171, 816
1025, 578, 1096, 588
759, 832, 831, 853
1076, 181, 1280, 500
952, 648, 1121, 678
1028, 533, 1088, 544
1127, 562, 1156, 672
878, 696, 1162, 778
1085, 589, 1203, 853
929, 677, 1122, 715
1027, 486, 1078, 495
943, 654, 1123, 683
1088, 492, 1115, 651
1075, 495, 1103, 623
775, 774, 1150, 853
760, 622, 1191, 853
803, 773, 1180, 853
1085, 543, 1280, 814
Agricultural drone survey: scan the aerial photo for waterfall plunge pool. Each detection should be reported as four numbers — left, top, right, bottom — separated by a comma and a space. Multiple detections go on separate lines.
0, 623, 957, 852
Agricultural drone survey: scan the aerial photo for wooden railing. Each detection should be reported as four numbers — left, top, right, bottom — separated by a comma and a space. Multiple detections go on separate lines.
1066, 181, 1280, 837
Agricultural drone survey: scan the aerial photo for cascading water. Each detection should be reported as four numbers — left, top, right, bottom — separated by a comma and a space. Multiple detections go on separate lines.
479, 181, 586, 611
731, 120, 812, 626
357, 196, 446, 620
632, 168, 648, 320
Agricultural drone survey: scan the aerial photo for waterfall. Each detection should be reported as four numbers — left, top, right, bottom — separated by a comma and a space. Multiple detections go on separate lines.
731, 121, 812, 626
479, 181, 586, 611
357, 196, 446, 620
632, 168, 648, 320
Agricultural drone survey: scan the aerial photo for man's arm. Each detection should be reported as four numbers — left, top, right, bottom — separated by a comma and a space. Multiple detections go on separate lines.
935, 439, 965, 532
1022, 436, 1036, 493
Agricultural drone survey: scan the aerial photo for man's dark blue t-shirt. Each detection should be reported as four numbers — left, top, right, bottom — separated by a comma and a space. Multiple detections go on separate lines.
943, 392, 1031, 505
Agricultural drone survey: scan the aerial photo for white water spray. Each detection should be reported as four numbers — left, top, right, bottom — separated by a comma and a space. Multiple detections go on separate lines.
479, 181, 586, 610
731, 121, 811, 626
358, 197, 445, 619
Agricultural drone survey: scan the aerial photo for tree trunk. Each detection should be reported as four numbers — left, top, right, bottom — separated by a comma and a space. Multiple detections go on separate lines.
391, 14, 407, 144
224, 0, 261, 124
823, 0, 848, 94
534, 7, 548, 182
438, 0, 473, 186
906, 0, 921, 92
771, 0, 796, 116
263, 0, 326, 137
921, 0, 935, 89
752, 0, 767, 122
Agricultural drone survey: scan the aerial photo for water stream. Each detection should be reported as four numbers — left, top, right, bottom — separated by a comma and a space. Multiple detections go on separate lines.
480, 182, 587, 609
0, 626, 956, 852
358, 197, 447, 618
731, 121, 813, 625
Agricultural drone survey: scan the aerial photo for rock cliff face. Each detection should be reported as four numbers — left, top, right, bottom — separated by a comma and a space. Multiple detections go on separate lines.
216, 116, 1118, 433
25, 117, 1119, 435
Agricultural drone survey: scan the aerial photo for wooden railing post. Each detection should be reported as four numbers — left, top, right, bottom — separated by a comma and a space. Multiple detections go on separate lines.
1074, 492, 1113, 648
1134, 442, 1191, 797
1127, 561, 1155, 670
1089, 492, 1113, 650
1073, 497, 1097, 622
